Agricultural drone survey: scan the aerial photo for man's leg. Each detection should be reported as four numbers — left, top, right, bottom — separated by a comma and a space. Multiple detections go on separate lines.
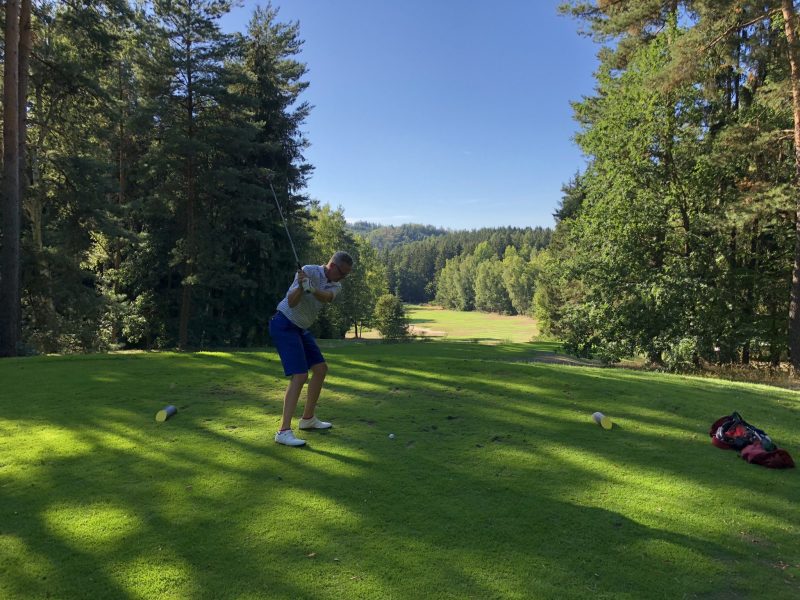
280, 372, 308, 430
302, 362, 328, 419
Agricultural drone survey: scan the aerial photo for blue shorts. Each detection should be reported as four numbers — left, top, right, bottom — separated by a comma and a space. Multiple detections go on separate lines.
268, 311, 325, 376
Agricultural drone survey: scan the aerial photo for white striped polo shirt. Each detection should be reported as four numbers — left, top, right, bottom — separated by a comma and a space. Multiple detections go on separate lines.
277, 264, 342, 329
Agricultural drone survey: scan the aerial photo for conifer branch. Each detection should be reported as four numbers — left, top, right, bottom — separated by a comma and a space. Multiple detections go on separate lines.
703, 9, 782, 53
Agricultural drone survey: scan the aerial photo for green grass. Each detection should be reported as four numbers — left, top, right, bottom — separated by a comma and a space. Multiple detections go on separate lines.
1, 343, 799, 599
405, 304, 539, 342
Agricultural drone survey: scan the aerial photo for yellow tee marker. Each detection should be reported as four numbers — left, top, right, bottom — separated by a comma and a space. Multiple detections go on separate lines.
156, 405, 177, 422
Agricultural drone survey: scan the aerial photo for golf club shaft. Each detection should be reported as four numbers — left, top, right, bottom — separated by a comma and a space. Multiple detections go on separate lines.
269, 181, 302, 271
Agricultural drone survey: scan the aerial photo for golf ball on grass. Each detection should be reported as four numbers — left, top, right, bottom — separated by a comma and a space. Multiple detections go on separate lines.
388, 433, 395, 440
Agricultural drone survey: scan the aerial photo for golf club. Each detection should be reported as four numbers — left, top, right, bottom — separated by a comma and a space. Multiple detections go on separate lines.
269, 180, 312, 293
269, 181, 302, 270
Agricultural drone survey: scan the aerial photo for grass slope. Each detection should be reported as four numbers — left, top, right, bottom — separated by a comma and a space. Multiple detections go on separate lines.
1, 342, 799, 599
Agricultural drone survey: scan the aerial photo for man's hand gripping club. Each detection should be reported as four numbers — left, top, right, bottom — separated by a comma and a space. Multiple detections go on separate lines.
297, 268, 315, 294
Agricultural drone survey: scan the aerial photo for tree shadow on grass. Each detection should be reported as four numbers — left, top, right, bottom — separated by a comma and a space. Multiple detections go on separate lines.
1, 345, 799, 598
325, 347, 800, 520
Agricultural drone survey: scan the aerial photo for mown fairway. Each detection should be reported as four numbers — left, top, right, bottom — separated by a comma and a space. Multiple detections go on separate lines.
407, 304, 540, 342
1, 341, 799, 599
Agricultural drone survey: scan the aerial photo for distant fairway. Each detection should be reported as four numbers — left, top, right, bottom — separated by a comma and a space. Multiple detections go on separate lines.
406, 304, 539, 342
352, 304, 539, 342
2, 343, 799, 599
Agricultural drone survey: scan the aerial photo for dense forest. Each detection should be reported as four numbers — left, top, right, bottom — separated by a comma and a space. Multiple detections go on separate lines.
0, 0, 358, 354
0, 0, 550, 354
4, 0, 800, 374
345, 223, 552, 310
382, 226, 552, 306
536, 1, 800, 370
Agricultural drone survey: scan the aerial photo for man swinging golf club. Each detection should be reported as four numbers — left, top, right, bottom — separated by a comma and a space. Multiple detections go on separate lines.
269, 251, 353, 446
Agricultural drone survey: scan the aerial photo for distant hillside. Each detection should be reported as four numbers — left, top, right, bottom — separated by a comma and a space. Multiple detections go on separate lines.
347, 221, 383, 236
348, 222, 448, 251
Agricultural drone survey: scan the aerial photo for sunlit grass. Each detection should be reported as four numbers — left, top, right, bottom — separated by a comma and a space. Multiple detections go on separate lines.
405, 304, 539, 342
351, 304, 540, 342
1, 343, 799, 599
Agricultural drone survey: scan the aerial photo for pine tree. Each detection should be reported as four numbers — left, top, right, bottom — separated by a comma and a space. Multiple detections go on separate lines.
236, 3, 314, 344
148, 0, 239, 348
374, 294, 409, 340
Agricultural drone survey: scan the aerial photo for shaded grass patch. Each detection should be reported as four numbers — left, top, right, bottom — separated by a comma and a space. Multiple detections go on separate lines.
1, 343, 799, 599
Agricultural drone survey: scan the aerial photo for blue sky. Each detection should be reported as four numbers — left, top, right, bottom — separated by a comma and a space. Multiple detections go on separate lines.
221, 1, 599, 230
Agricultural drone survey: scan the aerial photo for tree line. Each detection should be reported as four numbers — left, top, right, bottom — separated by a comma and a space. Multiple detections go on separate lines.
353, 222, 448, 251
13, 1, 791, 369
0, 1, 552, 355
532, 1, 800, 370
379, 226, 552, 305
0, 1, 385, 355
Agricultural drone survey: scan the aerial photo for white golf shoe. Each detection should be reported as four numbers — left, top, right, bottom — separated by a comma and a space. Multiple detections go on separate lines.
274, 429, 306, 446
298, 416, 332, 430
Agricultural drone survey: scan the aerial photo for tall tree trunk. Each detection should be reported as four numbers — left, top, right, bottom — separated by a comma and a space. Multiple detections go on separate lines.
19, 0, 31, 195
179, 158, 195, 349
770, 301, 782, 367
25, 84, 57, 339
741, 224, 759, 366
17, 0, 31, 344
179, 40, 195, 350
113, 60, 127, 346
1, 0, 21, 357
782, 0, 800, 373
